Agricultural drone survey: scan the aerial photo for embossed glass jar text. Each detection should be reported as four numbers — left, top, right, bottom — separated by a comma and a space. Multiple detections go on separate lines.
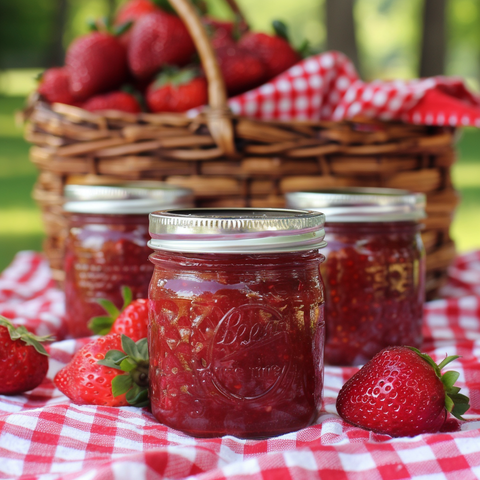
147, 208, 326, 438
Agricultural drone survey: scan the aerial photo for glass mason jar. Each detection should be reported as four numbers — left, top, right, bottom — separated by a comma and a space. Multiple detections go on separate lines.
63, 183, 192, 338
148, 208, 327, 438
286, 188, 426, 366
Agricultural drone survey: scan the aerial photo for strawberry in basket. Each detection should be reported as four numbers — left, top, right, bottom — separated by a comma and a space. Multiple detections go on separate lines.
37, 67, 77, 106
128, 10, 196, 80
214, 42, 266, 96
82, 89, 143, 113
66, 20, 129, 101
238, 20, 302, 81
115, 0, 160, 29
114, 0, 161, 47
146, 66, 208, 112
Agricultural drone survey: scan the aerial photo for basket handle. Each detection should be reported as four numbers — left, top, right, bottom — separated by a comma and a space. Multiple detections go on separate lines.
168, 0, 237, 156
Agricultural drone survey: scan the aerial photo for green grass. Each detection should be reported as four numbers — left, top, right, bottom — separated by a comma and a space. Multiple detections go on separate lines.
450, 128, 480, 253
0, 74, 479, 273
0, 95, 44, 271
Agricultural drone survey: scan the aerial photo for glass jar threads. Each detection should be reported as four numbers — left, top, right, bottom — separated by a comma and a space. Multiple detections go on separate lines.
286, 188, 426, 366
63, 182, 192, 338
147, 208, 327, 438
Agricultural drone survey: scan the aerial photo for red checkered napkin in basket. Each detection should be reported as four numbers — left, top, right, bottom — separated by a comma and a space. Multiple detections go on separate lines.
220, 50, 480, 127
1, 251, 480, 480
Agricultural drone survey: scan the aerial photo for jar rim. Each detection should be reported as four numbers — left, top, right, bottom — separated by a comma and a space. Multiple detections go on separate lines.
285, 187, 426, 223
63, 182, 193, 214
148, 207, 327, 253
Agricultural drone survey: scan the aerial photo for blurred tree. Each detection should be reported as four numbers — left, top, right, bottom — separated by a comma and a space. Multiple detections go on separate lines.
419, 0, 446, 77
325, 0, 359, 72
0, 0, 55, 68
447, 0, 480, 89
47, 0, 69, 67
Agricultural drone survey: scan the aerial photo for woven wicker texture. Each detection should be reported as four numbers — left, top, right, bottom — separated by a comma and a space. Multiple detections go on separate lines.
23, 0, 459, 299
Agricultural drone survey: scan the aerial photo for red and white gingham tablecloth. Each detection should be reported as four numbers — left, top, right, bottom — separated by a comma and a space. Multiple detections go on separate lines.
1, 250, 480, 480
191, 50, 480, 127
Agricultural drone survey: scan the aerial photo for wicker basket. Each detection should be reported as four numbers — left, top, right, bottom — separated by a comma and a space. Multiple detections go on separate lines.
23, 0, 459, 298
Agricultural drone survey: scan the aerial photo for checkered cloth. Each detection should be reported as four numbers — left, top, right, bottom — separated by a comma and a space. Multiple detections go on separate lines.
219, 50, 480, 127
1, 250, 480, 480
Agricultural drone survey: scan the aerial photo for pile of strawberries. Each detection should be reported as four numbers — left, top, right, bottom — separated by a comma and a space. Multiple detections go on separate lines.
37, 0, 303, 114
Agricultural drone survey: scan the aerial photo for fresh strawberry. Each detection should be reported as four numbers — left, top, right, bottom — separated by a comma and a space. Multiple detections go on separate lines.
89, 286, 148, 341
146, 66, 208, 112
37, 67, 77, 105
0, 316, 53, 395
115, 0, 159, 26
210, 26, 236, 50
82, 90, 142, 113
66, 30, 128, 101
202, 16, 235, 49
128, 10, 196, 81
238, 21, 301, 81
215, 44, 266, 96
336, 346, 470, 437
54, 333, 149, 407
114, 0, 160, 46
203, 16, 235, 35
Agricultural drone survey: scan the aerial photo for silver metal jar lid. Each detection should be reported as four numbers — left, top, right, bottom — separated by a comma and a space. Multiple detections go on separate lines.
63, 182, 193, 214
149, 208, 327, 253
285, 187, 426, 223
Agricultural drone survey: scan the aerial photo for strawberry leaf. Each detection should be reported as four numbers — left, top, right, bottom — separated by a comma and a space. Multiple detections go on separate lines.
112, 374, 133, 397
89, 315, 116, 335
137, 338, 149, 358
114, 20, 133, 37
121, 286, 133, 311
121, 334, 140, 360
445, 393, 454, 413
119, 358, 137, 372
98, 299, 120, 319
437, 355, 460, 370
441, 370, 460, 390
90, 287, 134, 335
98, 334, 149, 407
272, 20, 289, 41
97, 349, 127, 369
450, 393, 470, 419
0, 316, 53, 355
126, 383, 148, 406
407, 346, 470, 421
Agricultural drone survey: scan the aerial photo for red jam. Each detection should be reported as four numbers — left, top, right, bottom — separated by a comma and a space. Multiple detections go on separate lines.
148, 249, 325, 438
322, 221, 425, 365
64, 213, 153, 337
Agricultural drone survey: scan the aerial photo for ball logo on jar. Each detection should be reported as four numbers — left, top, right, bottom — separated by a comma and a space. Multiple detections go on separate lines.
206, 304, 292, 403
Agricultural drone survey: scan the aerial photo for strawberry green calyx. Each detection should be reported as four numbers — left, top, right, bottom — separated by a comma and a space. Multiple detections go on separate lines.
0, 316, 53, 356
407, 347, 470, 420
87, 17, 132, 36
121, 84, 146, 111
97, 334, 149, 407
89, 286, 133, 335
272, 19, 312, 58
154, 65, 201, 89
272, 20, 290, 41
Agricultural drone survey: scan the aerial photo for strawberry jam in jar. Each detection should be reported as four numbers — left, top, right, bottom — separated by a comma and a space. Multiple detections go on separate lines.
148, 208, 327, 438
63, 183, 192, 338
287, 188, 426, 366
